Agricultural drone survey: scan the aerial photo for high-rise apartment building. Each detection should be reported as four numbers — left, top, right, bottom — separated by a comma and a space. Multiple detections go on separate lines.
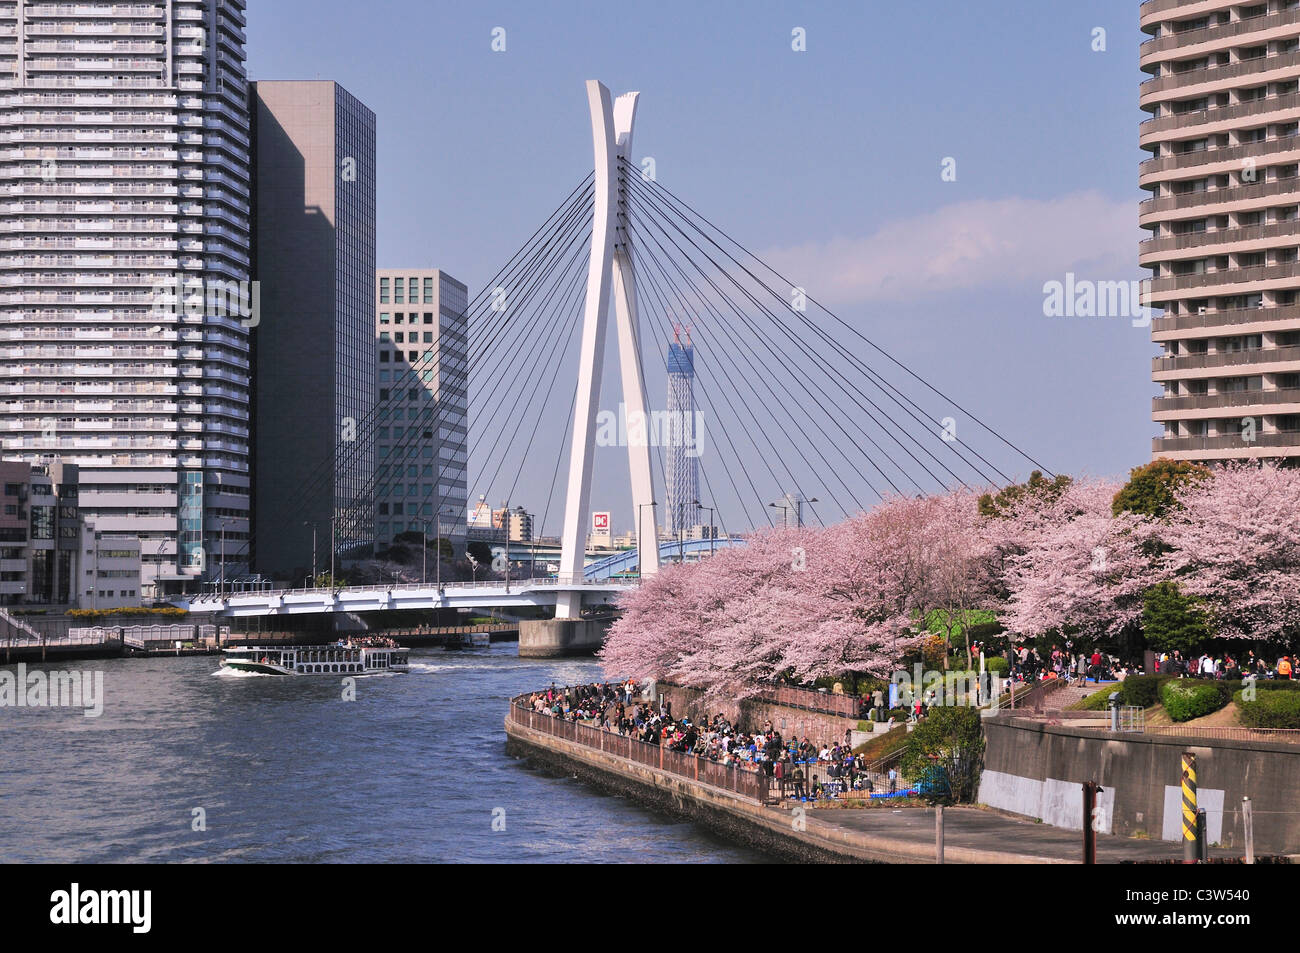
0, 1, 254, 598
1141, 0, 1300, 462
374, 268, 467, 554
251, 81, 376, 578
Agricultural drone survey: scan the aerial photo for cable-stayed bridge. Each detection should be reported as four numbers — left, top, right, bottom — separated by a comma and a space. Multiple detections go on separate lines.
203, 80, 1050, 639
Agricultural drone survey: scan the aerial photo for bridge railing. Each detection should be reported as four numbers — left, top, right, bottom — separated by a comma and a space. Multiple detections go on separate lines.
508, 694, 768, 803
186, 575, 635, 605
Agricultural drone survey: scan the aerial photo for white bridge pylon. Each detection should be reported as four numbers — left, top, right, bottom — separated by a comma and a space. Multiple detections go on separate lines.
556, 80, 659, 618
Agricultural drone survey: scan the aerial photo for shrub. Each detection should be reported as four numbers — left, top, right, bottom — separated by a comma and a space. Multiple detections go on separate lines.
984, 657, 1009, 676
1160, 679, 1231, 723
67, 606, 187, 621
1118, 674, 1173, 708
900, 707, 985, 804
1236, 691, 1300, 729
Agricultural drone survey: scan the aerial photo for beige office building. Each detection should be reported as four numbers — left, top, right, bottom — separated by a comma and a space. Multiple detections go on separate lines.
1141, 0, 1300, 461
374, 269, 467, 553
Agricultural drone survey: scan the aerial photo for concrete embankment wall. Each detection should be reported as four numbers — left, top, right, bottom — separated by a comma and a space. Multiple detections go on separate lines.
505, 713, 1030, 864
979, 716, 1300, 853
656, 683, 861, 746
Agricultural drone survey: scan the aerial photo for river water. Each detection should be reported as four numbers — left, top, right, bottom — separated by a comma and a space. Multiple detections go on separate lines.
0, 643, 764, 863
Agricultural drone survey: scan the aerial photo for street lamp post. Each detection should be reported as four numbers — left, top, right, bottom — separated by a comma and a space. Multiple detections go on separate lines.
678, 499, 700, 565
303, 520, 317, 588
768, 494, 819, 529
700, 504, 716, 556
502, 500, 510, 595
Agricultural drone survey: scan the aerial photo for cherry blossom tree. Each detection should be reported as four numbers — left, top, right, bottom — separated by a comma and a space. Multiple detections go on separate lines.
1157, 463, 1300, 640
998, 478, 1155, 641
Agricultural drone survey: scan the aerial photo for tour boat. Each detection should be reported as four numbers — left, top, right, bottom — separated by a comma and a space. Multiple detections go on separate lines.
220, 638, 409, 676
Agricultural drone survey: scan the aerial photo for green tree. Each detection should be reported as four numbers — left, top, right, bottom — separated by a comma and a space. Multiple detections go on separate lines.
978, 470, 1072, 518
1141, 580, 1212, 654
1112, 459, 1210, 518
466, 541, 493, 567
901, 706, 985, 804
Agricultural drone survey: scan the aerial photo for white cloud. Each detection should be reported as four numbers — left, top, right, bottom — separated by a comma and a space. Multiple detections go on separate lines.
762, 192, 1137, 306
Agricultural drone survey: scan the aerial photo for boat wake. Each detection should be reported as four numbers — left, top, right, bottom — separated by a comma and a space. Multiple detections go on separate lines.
407, 662, 499, 674
211, 667, 275, 678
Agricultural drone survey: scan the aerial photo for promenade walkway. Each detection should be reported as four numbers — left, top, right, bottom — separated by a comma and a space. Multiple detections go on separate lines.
506, 695, 1252, 863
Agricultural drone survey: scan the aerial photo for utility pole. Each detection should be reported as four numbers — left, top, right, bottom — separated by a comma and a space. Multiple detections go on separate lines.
304, 520, 317, 588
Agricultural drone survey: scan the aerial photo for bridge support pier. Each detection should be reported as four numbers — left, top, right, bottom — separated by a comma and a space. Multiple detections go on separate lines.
519, 618, 610, 658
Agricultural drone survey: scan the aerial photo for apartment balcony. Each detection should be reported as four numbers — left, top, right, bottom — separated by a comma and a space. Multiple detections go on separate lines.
1146, 261, 1300, 297
1138, 134, 1300, 186
1151, 303, 1300, 338
1139, 220, 1300, 261
1153, 431, 1300, 458
1153, 386, 1300, 416
1153, 343, 1300, 375
1140, 49, 1300, 104
1139, 91, 1300, 146
1141, 9, 1300, 61
1147, 176, 1300, 222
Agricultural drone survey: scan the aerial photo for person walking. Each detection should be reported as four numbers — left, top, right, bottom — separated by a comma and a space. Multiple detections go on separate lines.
888, 766, 898, 794
792, 766, 806, 800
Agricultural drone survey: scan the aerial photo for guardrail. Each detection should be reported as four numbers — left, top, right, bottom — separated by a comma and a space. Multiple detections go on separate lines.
508, 696, 769, 802
1072, 723, 1300, 743
186, 575, 637, 606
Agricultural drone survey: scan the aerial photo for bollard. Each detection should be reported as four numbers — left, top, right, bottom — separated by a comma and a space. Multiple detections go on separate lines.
1082, 781, 1102, 864
1181, 752, 1198, 864
1197, 809, 1208, 863
1243, 796, 1254, 865
935, 804, 944, 864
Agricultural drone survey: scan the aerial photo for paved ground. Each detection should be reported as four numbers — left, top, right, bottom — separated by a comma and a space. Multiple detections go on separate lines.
797, 804, 1236, 863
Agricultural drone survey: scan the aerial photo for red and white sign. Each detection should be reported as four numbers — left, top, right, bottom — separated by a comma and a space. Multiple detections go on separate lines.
591, 511, 611, 537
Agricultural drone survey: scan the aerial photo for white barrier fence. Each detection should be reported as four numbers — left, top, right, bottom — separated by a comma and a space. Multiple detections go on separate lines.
68, 623, 229, 649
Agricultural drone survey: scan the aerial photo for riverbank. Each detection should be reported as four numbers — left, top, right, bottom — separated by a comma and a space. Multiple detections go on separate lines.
505, 697, 1253, 864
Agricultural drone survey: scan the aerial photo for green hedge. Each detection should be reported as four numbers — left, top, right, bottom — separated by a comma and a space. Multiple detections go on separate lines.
1159, 679, 1232, 723
1240, 678, 1300, 693
1235, 691, 1300, 729
67, 606, 187, 620
1118, 674, 1174, 708
984, 657, 1009, 676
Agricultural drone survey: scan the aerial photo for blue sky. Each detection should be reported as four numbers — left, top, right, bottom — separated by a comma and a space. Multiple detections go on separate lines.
248, 0, 1152, 533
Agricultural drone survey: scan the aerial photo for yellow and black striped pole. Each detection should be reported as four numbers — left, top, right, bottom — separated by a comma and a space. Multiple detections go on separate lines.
1181, 752, 1197, 863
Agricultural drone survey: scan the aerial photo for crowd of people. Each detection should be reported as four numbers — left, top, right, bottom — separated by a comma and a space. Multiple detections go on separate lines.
521, 682, 908, 801
1154, 650, 1295, 680
1010, 643, 1132, 684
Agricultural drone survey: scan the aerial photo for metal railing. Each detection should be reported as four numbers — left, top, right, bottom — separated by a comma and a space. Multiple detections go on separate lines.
1074, 722, 1300, 742
186, 575, 637, 606
508, 696, 769, 803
